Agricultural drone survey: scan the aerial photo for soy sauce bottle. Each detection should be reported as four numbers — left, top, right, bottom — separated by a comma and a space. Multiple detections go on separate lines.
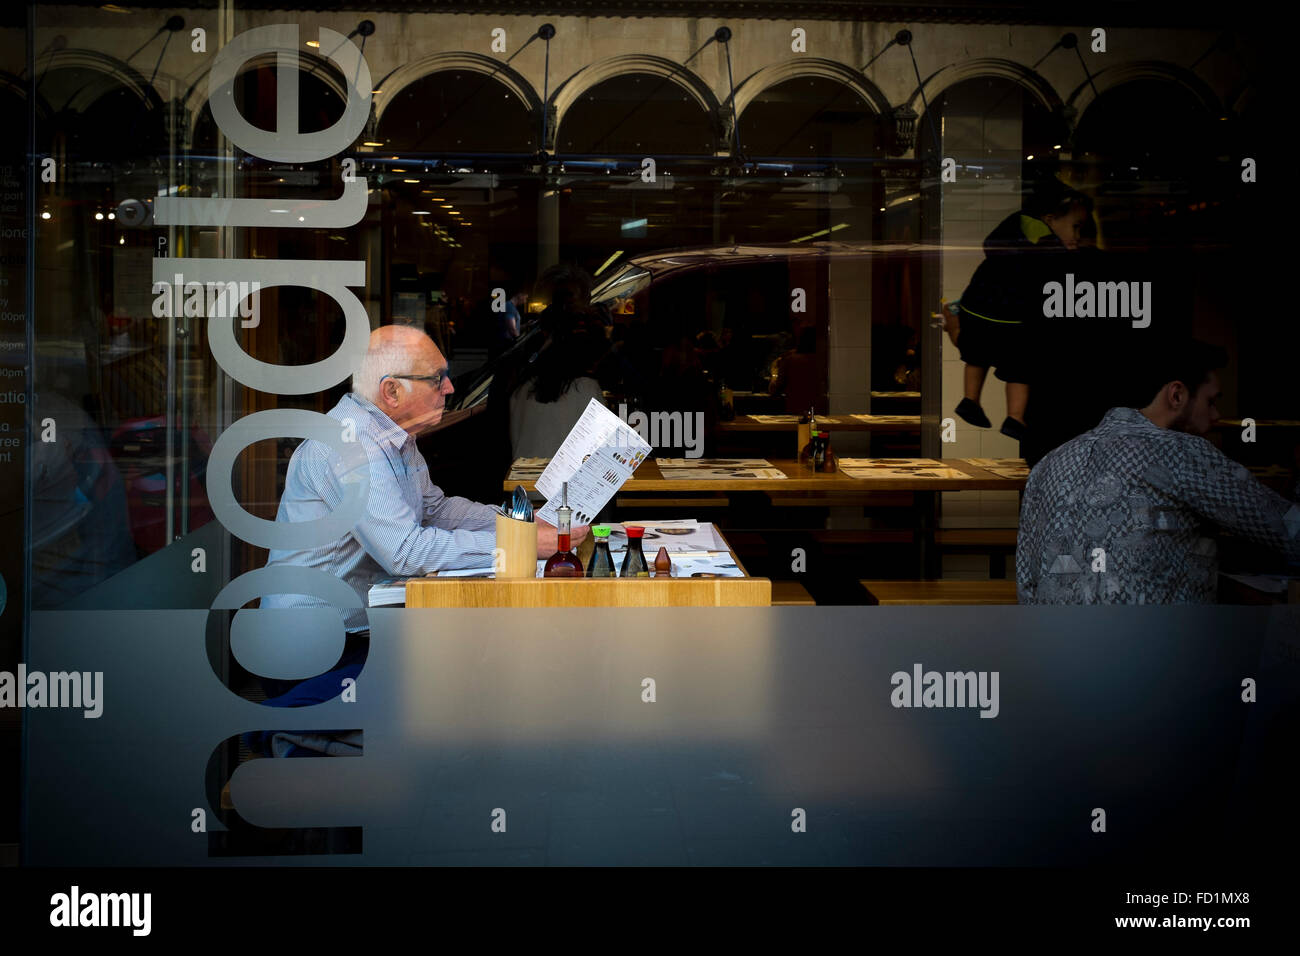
815, 429, 837, 473
620, 526, 650, 577
543, 482, 583, 577
799, 428, 820, 467
586, 525, 616, 578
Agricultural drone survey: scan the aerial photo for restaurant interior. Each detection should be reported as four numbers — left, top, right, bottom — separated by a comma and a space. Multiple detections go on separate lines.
1, 1, 1293, 875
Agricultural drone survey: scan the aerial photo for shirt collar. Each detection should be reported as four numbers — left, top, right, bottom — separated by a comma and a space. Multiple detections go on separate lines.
1105, 406, 1160, 430
344, 392, 411, 451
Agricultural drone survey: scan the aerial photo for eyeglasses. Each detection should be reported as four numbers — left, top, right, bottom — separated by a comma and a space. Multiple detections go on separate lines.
383, 368, 451, 390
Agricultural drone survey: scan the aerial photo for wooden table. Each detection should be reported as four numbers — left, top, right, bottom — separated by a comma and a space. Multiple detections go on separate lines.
405, 525, 772, 607
406, 576, 770, 607
505, 459, 1025, 579
505, 459, 1025, 494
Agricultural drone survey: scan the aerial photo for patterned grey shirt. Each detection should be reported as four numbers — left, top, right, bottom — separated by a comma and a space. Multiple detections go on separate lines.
1017, 406, 1300, 604
261, 392, 498, 629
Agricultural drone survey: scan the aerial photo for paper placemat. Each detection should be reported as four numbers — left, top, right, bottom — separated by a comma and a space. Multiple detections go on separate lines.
656, 458, 787, 480
506, 457, 549, 481
964, 457, 1030, 479
838, 458, 972, 480
850, 414, 921, 425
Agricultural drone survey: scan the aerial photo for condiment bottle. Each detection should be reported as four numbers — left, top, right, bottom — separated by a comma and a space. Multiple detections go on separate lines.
799, 428, 820, 467
718, 379, 735, 421
817, 429, 837, 472
543, 482, 584, 577
586, 525, 616, 578
653, 546, 672, 577
620, 525, 650, 577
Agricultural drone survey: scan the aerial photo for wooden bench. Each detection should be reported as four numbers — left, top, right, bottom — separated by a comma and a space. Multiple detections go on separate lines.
935, 527, 1017, 578
934, 528, 1018, 547
860, 579, 1019, 605
771, 581, 816, 606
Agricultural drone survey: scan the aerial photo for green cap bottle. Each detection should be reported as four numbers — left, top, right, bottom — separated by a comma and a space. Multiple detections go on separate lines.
587, 525, 616, 577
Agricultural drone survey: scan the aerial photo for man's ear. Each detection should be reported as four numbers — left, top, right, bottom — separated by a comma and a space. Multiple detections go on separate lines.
381, 377, 401, 407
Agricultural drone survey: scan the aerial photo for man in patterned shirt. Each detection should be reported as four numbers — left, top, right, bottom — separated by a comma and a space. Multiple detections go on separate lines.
257, 325, 583, 714
1017, 340, 1300, 604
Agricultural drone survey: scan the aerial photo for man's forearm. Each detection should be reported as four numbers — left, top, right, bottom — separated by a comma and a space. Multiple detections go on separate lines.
426, 494, 498, 532
386, 524, 497, 575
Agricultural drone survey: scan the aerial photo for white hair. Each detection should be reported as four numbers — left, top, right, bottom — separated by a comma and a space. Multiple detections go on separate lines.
351, 326, 430, 401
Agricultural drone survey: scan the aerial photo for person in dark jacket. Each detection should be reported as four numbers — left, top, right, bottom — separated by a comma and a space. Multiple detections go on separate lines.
948, 182, 1093, 440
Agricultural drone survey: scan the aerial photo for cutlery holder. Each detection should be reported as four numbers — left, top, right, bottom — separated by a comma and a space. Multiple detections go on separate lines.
494, 514, 538, 579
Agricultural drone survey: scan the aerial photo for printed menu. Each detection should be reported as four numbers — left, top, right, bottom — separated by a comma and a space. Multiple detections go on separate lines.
534, 399, 652, 526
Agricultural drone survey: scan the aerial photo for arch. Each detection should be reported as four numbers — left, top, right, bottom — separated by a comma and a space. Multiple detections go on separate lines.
1071, 68, 1223, 177
0, 69, 51, 122
729, 57, 891, 118
34, 48, 166, 114
181, 49, 352, 150
552, 54, 719, 131
906, 57, 1063, 115
375, 63, 541, 154
1066, 60, 1222, 117
373, 52, 542, 126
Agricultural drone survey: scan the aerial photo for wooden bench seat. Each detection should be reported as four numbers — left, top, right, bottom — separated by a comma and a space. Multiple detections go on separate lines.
935, 527, 1018, 578
934, 528, 1018, 547
771, 581, 816, 606
860, 579, 1019, 605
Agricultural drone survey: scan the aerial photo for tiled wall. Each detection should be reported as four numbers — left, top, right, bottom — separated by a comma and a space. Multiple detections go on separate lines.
939, 108, 1023, 571
827, 255, 872, 458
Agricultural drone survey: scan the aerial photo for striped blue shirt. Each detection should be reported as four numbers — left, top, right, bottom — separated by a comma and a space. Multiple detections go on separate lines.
261, 392, 498, 629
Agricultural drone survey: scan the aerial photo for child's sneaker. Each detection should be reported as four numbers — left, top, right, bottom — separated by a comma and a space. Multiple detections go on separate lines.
956, 398, 991, 428
999, 416, 1027, 441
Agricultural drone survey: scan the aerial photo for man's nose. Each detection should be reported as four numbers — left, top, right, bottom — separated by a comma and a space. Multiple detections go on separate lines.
443, 377, 455, 395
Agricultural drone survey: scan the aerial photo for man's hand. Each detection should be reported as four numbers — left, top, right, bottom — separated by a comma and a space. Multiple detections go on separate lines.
536, 520, 590, 558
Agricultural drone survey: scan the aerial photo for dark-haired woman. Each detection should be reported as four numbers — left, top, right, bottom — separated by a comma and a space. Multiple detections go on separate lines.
508, 311, 608, 460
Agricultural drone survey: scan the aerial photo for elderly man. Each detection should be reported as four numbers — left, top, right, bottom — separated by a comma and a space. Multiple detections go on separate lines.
257, 325, 583, 712
1017, 339, 1299, 604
